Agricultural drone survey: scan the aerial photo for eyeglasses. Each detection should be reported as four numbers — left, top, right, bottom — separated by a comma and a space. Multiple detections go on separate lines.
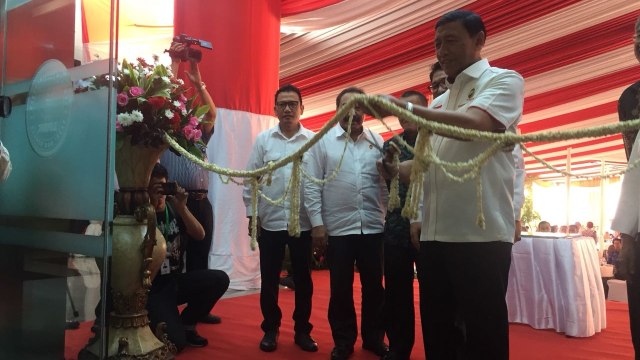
276, 101, 300, 110
429, 81, 447, 91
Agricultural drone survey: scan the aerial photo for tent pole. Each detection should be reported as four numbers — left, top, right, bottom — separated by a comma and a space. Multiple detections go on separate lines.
565, 148, 571, 234
599, 160, 606, 253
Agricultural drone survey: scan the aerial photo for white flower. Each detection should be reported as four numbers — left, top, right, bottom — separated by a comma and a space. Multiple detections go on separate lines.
118, 113, 133, 127
130, 110, 144, 123
162, 76, 170, 83
173, 101, 181, 107
165, 109, 173, 118
181, 109, 187, 116
117, 111, 144, 127
177, 79, 184, 85
123, 69, 130, 75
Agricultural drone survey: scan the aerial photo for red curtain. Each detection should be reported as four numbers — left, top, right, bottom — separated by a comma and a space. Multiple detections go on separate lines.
174, 0, 281, 115
281, 0, 344, 17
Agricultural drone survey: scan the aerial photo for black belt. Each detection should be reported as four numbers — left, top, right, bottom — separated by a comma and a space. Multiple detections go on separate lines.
187, 189, 208, 194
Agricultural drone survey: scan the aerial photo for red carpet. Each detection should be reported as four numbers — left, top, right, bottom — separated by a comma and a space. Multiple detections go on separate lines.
65, 270, 634, 359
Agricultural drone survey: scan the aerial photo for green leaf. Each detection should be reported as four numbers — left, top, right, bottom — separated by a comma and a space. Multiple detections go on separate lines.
194, 105, 210, 118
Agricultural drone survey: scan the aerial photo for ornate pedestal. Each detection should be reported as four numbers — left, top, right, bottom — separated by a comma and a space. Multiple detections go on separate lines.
79, 138, 174, 359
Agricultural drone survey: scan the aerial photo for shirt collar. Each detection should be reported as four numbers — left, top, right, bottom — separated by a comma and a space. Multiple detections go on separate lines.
334, 124, 371, 142
446, 58, 490, 87
272, 123, 310, 140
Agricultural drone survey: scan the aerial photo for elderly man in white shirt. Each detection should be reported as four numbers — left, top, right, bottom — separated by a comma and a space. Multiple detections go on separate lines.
372, 10, 524, 360
304, 87, 389, 360
243, 84, 318, 354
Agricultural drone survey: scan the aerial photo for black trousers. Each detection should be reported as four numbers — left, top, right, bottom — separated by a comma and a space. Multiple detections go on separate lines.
628, 237, 640, 360
384, 243, 417, 359
417, 241, 512, 360
147, 269, 229, 351
185, 196, 213, 272
258, 229, 313, 334
327, 233, 384, 349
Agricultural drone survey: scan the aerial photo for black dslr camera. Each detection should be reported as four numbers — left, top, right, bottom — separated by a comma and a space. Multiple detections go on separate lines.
166, 34, 213, 63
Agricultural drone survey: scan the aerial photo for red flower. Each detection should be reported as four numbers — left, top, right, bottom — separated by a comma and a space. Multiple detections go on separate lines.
147, 96, 166, 109
170, 112, 181, 131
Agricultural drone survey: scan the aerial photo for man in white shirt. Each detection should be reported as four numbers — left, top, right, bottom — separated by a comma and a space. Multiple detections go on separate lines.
304, 87, 389, 360
243, 84, 317, 353
612, 16, 640, 358
373, 10, 524, 360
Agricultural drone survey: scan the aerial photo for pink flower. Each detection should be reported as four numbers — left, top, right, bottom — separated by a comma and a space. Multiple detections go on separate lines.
179, 94, 187, 103
183, 125, 196, 140
117, 92, 128, 106
129, 86, 144, 97
115, 120, 123, 132
192, 128, 202, 142
189, 116, 199, 127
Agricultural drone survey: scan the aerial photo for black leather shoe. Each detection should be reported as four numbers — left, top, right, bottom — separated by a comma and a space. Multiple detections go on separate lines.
200, 313, 222, 324
259, 330, 279, 352
294, 333, 318, 352
331, 346, 354, 360
363, 342, 389, 356
185, 329, 208, 347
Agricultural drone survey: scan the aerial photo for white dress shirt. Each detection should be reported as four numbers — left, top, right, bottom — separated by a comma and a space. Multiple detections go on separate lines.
243, 124, 315, 232
612, 135, 640, 236
422, 59, 524, 243
304, 125, 389, 236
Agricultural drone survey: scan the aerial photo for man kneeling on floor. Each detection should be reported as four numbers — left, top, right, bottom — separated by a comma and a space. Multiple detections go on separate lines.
148, 163, 230, 351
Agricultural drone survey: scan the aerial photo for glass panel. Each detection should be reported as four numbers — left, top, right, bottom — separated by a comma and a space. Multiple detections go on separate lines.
0, 0, 115, 359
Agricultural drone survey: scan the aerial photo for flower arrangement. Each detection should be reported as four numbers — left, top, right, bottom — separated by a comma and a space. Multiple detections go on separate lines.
90, 56, 210, 159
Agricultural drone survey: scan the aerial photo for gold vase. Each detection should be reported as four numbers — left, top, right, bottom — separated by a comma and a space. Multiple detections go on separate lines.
81, 137, 174, 359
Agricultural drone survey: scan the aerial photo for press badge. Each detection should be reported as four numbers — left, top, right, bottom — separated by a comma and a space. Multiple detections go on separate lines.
161, 258, 171, 275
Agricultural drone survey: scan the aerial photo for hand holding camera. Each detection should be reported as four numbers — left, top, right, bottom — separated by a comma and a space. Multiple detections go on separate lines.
164, 182, 189, 211
166, 34, 212, 63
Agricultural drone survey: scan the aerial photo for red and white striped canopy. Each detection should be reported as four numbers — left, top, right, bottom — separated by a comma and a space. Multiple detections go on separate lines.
280, 0, 640, 181
81, 0, 640, 180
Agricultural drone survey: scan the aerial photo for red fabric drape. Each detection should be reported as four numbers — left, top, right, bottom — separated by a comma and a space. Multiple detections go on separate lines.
174, 0, 281, 115
281, 0, 343, 17
282, 0, 582, 95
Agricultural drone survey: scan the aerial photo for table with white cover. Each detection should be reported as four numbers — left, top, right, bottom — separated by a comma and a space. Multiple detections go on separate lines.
506, 235, 606, 337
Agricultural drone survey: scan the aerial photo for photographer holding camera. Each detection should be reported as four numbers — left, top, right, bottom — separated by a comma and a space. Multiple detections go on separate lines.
160, 36, 222, 324
147, 163, 229, 351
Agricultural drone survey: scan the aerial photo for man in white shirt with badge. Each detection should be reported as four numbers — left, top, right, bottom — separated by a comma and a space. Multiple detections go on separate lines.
304, 87, 389, 360
372, 9, 524, 360
243, 84, 318, 353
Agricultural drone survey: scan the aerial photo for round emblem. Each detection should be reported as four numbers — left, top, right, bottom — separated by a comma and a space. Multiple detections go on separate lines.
26, 59, 73, 157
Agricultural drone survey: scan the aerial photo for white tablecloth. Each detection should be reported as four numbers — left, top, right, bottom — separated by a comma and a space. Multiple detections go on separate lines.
506, 235, 606, 337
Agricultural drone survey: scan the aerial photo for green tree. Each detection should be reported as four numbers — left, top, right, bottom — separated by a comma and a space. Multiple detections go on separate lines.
520, 193, 541, 232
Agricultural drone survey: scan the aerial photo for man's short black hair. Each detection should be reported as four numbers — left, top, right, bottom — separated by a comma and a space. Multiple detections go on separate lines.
336, 86, 365, 109
275, 83, 302, 105
436, 9, 486, 38
429, 61, 443, 82
151, 163, 169, 181
400, 90, 428, 106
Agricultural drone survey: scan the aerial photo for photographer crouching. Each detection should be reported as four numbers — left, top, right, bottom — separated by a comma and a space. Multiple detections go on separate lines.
147, 163, 229, 351
161, 35, 223, 324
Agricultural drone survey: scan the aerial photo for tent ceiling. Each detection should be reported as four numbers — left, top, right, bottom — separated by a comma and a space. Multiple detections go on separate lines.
280, 0, 640, 180
80, 0, 640, 179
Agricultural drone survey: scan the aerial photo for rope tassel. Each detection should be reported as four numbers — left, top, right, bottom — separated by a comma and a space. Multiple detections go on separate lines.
288, 158, 302, 237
